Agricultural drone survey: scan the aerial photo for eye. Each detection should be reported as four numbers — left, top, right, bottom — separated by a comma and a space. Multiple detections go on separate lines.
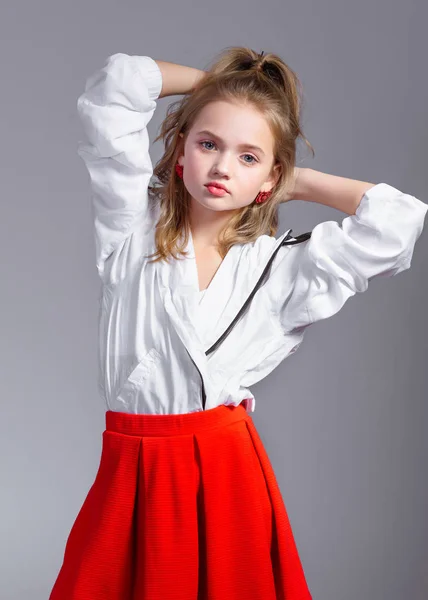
198, 141, 258, 165
242, 154, 258, 164
200, 140, 216, 151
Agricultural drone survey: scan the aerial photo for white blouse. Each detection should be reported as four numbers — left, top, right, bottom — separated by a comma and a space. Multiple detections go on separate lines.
76, 52, 428, 415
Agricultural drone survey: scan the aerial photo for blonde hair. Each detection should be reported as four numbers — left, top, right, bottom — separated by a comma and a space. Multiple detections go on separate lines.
146, 46, 314, 264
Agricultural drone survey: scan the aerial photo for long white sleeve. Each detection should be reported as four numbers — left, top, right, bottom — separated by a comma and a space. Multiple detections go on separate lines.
269, 183, 428, 332
76, 53, 163, 281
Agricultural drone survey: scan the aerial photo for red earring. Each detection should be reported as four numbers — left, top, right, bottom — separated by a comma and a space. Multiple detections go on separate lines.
175, 163, 183, 179
255, 190, 272, 204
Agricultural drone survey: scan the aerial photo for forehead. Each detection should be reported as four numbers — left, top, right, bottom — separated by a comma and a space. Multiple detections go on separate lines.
190, 100, 274, 153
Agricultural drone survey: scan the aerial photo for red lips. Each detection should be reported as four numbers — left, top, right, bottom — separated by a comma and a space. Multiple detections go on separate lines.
205, 182, 230, 193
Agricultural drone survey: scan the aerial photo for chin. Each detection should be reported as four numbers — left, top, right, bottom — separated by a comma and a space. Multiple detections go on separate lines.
191, 195, 229, 211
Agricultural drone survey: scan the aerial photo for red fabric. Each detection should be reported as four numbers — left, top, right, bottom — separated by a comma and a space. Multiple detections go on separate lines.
49, 403, 312, 599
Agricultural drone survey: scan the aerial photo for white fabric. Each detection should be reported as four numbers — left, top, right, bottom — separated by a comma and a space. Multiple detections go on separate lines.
76, 52, 428, 415
192, 289, 209, 347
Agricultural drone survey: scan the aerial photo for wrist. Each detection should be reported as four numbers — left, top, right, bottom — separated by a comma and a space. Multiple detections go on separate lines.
292, 167, 312, 200
155, 60, 205, 97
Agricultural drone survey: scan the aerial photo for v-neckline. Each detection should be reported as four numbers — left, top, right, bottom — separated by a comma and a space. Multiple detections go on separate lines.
155, 226, 295, 364
189, 229, 235, 297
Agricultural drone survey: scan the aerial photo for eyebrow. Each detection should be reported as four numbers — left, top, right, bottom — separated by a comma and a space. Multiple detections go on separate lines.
195, 129, 266, 157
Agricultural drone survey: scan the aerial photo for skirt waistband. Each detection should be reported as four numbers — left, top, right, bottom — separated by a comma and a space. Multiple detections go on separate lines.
105, 403, 250, 437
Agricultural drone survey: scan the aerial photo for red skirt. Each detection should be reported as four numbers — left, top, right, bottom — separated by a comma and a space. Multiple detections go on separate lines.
49, 403, 312, 599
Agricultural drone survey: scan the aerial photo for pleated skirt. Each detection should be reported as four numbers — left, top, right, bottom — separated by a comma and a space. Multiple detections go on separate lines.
49, 403, 312, 599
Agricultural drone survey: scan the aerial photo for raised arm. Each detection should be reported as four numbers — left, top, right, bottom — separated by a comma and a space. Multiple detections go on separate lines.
76, 53, 163, 283
268, 181, 427, 333
154, 59, 206, 98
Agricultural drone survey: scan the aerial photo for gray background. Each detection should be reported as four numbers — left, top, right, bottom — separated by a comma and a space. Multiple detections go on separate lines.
1, 1, 427, 598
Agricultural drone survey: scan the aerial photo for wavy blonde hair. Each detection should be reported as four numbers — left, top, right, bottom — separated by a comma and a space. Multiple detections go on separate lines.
146, 46, 314, 264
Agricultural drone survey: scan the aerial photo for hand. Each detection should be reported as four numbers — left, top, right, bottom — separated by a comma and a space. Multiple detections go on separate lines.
282, 167, 301, 203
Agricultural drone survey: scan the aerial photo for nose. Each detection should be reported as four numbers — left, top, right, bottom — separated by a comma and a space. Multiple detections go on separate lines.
212, 153, 232, 177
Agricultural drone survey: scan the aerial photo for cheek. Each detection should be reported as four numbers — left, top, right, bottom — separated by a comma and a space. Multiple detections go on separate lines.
243, 171, 263, 193
184, 150, 204, 177
184, 161, 202, 185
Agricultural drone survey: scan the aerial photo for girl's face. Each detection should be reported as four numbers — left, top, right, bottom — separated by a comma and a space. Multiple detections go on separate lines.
177, 100, 280, 213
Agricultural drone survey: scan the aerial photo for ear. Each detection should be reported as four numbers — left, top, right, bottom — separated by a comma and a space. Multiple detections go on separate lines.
265, 163, 281, 191
177, 132, 185, 166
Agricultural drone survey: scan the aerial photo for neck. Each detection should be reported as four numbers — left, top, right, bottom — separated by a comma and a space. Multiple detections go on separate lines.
188, 198, 237, 248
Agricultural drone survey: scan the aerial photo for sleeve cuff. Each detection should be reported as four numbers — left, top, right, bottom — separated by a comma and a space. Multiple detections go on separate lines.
133, 55, 163, 101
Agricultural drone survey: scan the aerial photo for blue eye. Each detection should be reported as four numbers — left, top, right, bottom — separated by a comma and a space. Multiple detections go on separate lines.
200, 140, 215, 151
199, 141, 258, 164
242, 154, 257, 164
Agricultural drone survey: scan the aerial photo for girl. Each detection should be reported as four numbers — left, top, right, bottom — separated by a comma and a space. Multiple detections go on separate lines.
49, 47, 427, 599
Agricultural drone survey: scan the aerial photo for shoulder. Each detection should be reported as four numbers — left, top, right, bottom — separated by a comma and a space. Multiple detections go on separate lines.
243, 233, 277, 262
